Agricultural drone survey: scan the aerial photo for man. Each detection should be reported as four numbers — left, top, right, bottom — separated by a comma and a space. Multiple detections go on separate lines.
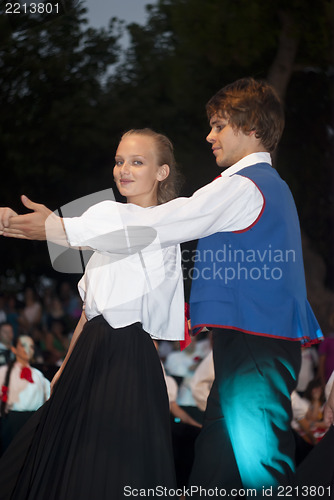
0, 77, 323, 494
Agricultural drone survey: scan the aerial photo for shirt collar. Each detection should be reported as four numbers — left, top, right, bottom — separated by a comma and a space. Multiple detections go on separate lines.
220, 152, 272, 177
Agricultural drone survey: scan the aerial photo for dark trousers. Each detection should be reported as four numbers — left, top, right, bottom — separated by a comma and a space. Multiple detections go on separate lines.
189, 329, 301, 497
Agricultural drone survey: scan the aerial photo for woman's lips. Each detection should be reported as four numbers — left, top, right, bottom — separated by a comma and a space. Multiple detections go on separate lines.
120, 179, 134, 185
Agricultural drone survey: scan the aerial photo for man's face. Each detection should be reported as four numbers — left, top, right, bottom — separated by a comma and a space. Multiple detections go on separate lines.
206, 114, 256, 168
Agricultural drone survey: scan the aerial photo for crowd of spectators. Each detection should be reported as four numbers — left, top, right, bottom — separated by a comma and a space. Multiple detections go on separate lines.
0, 281, 82, 379
1, 280, 334, 483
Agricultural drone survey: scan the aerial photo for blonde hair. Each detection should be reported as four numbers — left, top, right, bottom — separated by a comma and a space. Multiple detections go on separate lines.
121, 128, 183, 204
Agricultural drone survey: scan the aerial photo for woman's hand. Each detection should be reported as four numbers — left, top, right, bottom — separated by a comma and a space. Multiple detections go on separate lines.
1, 195, 52, 240
1, 195, 68, 245
0, 207, 18, 232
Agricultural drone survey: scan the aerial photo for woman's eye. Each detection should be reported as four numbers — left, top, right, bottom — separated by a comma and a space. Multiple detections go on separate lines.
115, 161, 123, 166
133, 160, 143, 166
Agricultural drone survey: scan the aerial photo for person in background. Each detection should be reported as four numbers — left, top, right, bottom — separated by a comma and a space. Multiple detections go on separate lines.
0, 295, 7, 324
18, 287, 42, 335
0, 323, 15, 367
41, 319, 70, 366
318, 311, 334, 387
0, 335, 50, 455
292, 379, 329, 450
164, 333, 211, 424
296, 346, 319, 396
191, 350, 214, 413
291, 390, 316, 465
6, 295, 20, 340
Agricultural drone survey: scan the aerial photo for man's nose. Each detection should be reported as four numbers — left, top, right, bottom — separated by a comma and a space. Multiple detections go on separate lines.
206, 130, 216, 144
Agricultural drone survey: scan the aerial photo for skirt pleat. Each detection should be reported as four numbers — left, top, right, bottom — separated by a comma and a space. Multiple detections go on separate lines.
0, 316, 177, 499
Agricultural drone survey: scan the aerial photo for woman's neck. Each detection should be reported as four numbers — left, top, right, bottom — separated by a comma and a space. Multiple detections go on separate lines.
16, 359, 30, 368
126, 194, 158, 207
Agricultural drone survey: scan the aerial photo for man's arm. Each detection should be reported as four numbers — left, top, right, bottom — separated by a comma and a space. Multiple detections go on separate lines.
1, 174, 263, 250
64, 174, 263, 251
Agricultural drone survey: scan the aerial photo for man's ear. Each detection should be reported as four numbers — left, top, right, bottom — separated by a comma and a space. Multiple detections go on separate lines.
157, 164, 170, 181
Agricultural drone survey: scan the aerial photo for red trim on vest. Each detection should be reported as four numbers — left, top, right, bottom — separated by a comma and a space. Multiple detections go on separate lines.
180, 303, 192, 351
191, 323, 323, 345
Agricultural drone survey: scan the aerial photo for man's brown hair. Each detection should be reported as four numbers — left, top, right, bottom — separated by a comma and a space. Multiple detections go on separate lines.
206, 77, 285, 152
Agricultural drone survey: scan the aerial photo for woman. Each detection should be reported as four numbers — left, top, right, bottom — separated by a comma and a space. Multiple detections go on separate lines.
0, 129, 184, 499
0, 335, 50, 455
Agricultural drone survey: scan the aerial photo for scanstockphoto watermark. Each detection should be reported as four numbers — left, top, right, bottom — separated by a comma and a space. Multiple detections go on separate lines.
123, 485, 332, 497
123, 485, 258, 497
181, 246, 296, 283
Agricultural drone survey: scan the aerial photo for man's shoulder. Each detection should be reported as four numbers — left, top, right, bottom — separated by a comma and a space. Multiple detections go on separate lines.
237, 161, 274, 174
236, 162, 284, 186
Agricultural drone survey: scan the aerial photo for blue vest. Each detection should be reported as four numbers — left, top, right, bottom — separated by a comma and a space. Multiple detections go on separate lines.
189, 163, 323, 345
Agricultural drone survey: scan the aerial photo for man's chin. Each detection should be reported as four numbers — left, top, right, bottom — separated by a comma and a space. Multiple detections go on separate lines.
216, 159, 227, 168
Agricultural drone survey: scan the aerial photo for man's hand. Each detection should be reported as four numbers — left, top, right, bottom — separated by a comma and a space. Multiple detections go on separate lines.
2, 195, 54, 241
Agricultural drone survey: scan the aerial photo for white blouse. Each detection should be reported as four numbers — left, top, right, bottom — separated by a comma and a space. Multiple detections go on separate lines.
78, 240, 185, 341
0, 363, 50, 414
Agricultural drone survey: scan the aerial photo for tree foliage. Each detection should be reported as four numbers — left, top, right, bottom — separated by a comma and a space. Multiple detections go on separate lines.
0, 0, 122, 209
0, 0, 122, 279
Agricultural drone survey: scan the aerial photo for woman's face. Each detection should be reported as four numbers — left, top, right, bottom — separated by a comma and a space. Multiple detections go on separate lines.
114, 135, 169, 207
13, 336, 35, 365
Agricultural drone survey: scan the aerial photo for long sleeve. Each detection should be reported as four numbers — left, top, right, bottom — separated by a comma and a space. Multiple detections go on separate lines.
63, 171, 263, 253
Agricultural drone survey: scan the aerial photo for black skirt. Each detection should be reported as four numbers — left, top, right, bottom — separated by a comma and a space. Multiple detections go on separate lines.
0, 316, 177, 499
